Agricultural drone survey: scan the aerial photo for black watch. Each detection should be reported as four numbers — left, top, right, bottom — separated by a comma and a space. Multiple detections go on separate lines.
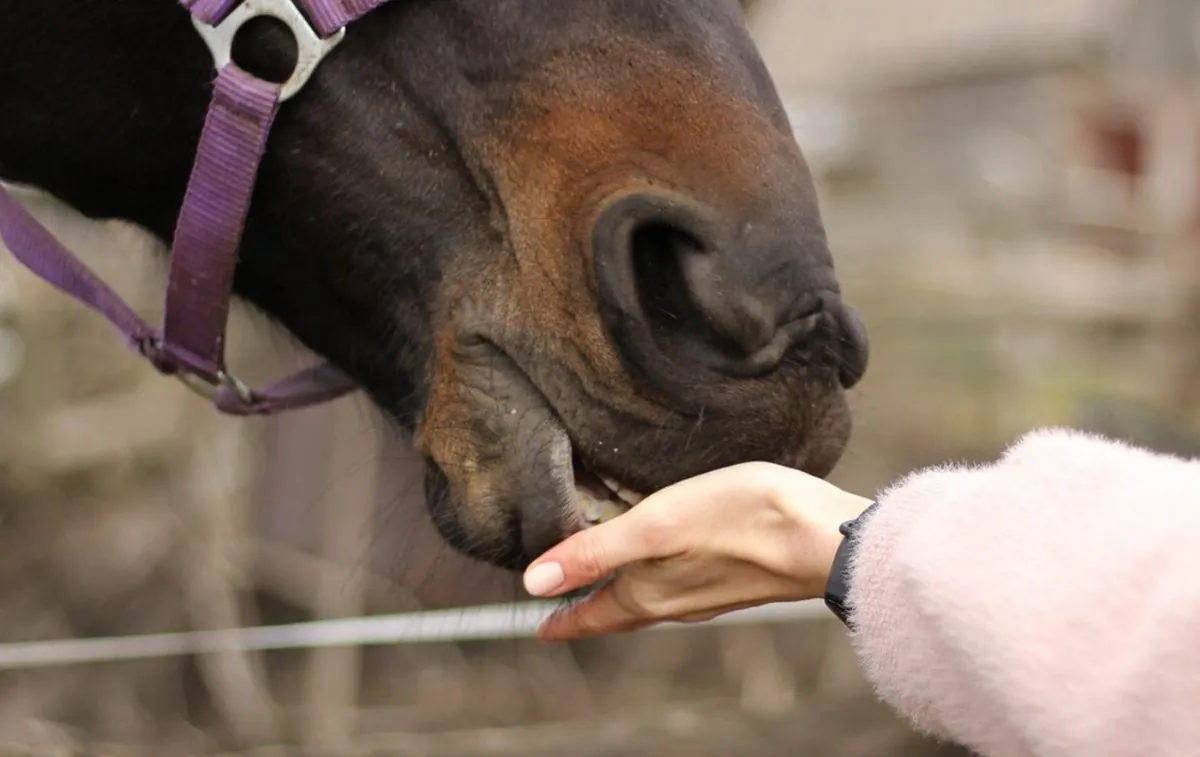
823, 501, 878, 630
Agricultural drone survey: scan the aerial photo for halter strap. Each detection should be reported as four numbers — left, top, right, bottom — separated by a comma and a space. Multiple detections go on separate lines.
0, 0, 395, 416
0, 184, 160, 357
161, 64, 282, 386
183, 0, 392, 37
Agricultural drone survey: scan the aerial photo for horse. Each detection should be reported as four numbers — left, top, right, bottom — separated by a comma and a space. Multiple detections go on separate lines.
0, 0, 869, 573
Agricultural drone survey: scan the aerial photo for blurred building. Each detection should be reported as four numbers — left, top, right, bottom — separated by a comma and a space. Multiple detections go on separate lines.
743, 0, 1200, 477
750, 0, 1200, 267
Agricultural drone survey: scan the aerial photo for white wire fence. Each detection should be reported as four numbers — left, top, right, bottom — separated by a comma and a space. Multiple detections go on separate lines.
0, 599, 831, 671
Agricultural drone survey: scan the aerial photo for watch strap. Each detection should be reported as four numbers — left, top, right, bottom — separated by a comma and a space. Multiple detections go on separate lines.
824, 501, 878, 630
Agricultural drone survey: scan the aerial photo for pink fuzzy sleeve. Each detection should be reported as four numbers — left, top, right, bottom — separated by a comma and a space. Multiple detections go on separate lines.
846, 428, 1200, 757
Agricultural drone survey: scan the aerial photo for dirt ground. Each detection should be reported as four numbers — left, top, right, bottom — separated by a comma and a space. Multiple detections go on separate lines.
0, 696, 967, 757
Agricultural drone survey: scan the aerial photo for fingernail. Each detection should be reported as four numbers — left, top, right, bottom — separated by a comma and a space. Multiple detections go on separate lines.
524, 562, 565, 596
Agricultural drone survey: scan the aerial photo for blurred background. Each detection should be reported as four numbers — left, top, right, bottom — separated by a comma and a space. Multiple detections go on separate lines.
2, 0, 1200, 754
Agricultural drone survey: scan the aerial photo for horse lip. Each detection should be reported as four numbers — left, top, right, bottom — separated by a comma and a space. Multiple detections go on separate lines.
452, 336, 624, 545
468, 339, 645, 535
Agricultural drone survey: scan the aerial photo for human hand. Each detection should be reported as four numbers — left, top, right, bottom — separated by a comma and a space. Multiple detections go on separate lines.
522, 462, 872, 641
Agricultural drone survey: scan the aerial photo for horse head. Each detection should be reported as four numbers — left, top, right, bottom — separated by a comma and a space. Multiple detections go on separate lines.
0, 0, 869, 570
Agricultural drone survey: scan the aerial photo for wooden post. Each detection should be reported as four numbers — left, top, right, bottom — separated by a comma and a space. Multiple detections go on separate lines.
176, 404, 281, 747
299, 397, 383, 750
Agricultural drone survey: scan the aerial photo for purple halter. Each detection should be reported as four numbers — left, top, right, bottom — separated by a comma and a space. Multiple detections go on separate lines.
0, 0, 393, 415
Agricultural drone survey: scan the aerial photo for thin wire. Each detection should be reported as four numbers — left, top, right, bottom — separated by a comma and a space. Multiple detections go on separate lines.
0, 600, 830, 671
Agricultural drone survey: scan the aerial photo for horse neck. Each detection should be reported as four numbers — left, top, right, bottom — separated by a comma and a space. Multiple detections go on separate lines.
0, 2, 215, 239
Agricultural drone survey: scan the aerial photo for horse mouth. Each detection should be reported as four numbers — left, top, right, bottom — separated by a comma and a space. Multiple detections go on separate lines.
426, 318, 850, 569
422, 333, 660, 566
572, 451, 645, 527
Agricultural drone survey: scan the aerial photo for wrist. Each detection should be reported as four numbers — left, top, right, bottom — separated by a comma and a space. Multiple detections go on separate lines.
808, 490, 873, 588
770, 475, 872, 600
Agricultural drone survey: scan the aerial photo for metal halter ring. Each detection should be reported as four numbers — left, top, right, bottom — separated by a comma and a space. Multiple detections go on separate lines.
175, 368, 256, 406
191, 0, 347, 102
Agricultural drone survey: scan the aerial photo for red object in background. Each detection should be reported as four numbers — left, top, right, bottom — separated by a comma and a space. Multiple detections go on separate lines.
1093, 119, 1144, 182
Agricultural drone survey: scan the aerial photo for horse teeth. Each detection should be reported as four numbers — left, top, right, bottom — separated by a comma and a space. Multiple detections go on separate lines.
576, 485, 630, 526
616, 488, 644, 506
600, 476, 644, 505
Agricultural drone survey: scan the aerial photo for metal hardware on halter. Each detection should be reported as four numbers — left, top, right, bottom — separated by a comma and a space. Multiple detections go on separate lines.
133, 332, 258, 406
176, 368, 256, 405
191, 0, 347, 102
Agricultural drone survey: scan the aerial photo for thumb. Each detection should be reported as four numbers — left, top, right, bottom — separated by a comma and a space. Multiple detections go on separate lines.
523, 513, 656, 598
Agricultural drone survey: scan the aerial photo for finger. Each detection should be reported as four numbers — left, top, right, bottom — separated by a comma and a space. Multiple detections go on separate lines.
524, 462, 792, 599
523, 511, 679, 598
535, 582, 654, 641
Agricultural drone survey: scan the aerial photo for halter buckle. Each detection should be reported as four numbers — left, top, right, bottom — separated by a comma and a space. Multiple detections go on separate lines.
191, 0, 347, 102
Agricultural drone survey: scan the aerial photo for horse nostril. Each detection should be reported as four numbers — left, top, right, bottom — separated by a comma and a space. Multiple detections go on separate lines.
591, 191, 841, 378
628, 220, 758, 354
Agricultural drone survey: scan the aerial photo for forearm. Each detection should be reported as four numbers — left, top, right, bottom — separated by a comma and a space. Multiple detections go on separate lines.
844, 428, 1200, 756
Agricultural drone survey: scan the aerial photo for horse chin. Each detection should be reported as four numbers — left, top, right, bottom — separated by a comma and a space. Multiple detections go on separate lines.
418, 337, 649, 570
